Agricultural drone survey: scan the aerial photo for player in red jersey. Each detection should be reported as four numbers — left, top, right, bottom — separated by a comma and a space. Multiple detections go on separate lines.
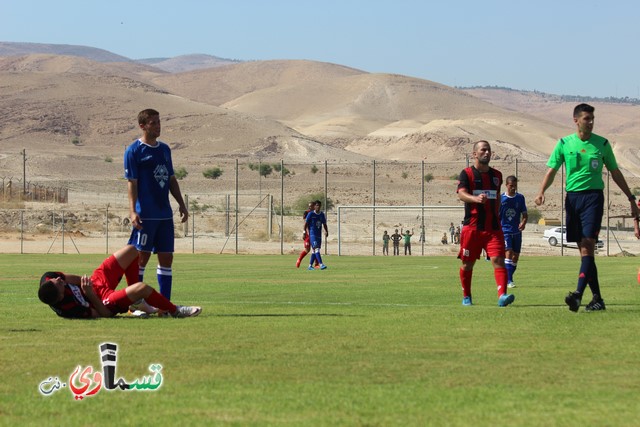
38, 245, 201, 319
456, 140, 515, 307
296, 201, 319, 268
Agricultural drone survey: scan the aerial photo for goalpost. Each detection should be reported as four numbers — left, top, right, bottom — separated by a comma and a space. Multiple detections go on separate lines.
336, 205, 464, 256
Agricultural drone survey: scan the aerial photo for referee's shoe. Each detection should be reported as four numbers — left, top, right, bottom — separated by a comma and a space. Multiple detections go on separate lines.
585, 295, 606, 312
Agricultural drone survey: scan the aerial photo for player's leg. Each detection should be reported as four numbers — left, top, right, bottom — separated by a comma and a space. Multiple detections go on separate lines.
297, 235, 310, 268
313, 241, 326, 269
504, 233, 515, 287
487, 230, 514, 306
154, 219, 176, 301
110, 244, 140, 286
120, 284, 200, 317
458, 227, 482, 305
127, 225, 154, 282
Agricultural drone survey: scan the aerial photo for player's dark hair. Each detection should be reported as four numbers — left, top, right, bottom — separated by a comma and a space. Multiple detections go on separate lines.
314, 200, 322, 206
506, 175, 518, 184
472, 140, 490, 152
40, 271, 64, 286
138, 108, 160, 125
38, 281, 59, 305
573, 103, 594, 117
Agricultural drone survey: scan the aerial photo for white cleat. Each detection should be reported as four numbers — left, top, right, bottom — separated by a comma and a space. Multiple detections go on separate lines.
171, 305, 202, 318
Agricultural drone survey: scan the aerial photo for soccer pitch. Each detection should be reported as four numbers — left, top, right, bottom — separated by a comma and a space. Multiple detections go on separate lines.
2, 253, 640, 426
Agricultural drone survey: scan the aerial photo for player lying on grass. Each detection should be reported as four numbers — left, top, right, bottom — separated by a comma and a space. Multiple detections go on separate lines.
38, 244, 201, 319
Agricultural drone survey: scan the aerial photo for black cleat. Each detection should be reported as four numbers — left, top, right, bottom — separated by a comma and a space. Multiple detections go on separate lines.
565, 291, 582, 312
585, 296, 606, 312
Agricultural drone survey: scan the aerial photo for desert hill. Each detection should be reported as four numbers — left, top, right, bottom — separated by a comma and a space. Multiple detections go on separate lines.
151, 59, 569, 161
0, 43, 638, 191
151, 59, 365, 106
465, 88, 640, 175
0, 41, 130, 63
0, 54, 166, 81
138, 54, 242, 73
0, 56, 377, 195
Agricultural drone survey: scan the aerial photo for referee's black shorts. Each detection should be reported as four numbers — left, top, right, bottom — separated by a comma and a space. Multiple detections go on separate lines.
565, 190, 604, 242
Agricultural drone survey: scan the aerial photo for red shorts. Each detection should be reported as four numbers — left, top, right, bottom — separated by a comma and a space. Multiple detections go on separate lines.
303, 234, 311, 251
91, 255, 130, 314
458, 227, 505, 262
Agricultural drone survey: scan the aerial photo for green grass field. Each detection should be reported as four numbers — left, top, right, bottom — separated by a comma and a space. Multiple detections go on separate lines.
2, 253, 640, 426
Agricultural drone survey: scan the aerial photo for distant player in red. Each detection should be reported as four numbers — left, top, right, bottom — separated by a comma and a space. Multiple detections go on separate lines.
456, 140, 515, 307
296, 201, 319, 268
38, 245, 201, 319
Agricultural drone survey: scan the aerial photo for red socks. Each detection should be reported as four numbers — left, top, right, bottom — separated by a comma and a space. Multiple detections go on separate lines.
459, 268, 472, 297
144, 289, 177, 313
495, 267, 508, 296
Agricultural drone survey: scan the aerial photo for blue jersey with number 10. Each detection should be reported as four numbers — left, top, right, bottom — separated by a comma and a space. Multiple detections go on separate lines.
124, 139, 175, 220
305, 211, 326, 241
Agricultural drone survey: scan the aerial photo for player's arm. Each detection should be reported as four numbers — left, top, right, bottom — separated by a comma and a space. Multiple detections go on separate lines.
457, 187, 485, 204
323, 222, 328, 238
80, 275, 113, 318
456, 170, 486, 204
634, 216, 640, 239
519, 211, 528, 231
534, 167, 558, 206
169, 175, 189, 223
609, 168, 640, 219
127, 179, 142, 229
64, 274, 82, 286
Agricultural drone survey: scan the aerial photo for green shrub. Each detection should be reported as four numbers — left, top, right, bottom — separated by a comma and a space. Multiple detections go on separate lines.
175, 166, 188, 180
203, 167, 223, 179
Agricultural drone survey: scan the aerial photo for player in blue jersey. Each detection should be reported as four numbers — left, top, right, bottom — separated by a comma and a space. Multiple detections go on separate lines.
500, 176, 528, 288
124, 109, 188, 303
304, 200, 329, 270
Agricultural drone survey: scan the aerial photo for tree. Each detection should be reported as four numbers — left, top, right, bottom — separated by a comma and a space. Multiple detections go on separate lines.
526, 207, 542, 224
292, 193, 334, 213
424, 173, 434, 183
258, 164, 273, 177
203, 167, 223, 179
273, 163, 290, 176
175, 166, 188, 180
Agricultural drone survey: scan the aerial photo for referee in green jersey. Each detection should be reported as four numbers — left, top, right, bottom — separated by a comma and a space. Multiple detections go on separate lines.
535, 103, 640, 312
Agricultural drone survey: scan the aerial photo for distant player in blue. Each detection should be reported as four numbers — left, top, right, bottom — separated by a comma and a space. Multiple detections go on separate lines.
304, 200, 329, 270
124, 109, 188, 302
500, 175, 528, 288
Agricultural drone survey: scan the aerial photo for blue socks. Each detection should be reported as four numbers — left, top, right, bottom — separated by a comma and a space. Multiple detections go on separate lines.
157, 266, 173, 300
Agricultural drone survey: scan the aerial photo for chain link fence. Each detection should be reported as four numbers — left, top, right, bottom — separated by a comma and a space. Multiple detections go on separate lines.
1, 159, 638, 256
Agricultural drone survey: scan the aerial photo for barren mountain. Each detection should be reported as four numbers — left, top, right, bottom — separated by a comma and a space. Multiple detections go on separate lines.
0, 57, 376, 195
151, 59, 365, 106
150, 60, 570, 162
0, 41, 130, 62
138, 54, 242, 73
1, 46, 638, 193
465, 88, 640, 174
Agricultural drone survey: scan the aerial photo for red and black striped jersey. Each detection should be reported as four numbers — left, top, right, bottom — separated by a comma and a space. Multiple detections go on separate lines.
49, 283, 93, 319
457, 166, 503, 231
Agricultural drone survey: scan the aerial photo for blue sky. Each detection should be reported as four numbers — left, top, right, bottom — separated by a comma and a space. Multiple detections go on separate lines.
2, 0, 639, 98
